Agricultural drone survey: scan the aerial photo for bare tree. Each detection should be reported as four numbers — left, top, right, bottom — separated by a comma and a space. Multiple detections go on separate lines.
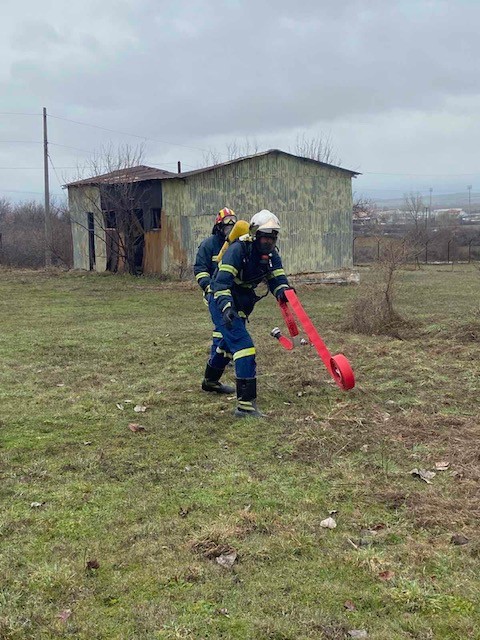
226, 138, 259, 160
353, 194, 377, 218
70, 143, 149, 275
201, 148, 223, 166
292, 132, 341, 165
0, 198, 72, 268
403, 192, 426, 230
201, 137, 260, 167
0, 197, 11, 221
201, 134, 340, 168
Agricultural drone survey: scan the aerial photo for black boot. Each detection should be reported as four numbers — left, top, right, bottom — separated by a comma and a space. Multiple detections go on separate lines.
202, 363, 235, 394
234, 378, 266, 418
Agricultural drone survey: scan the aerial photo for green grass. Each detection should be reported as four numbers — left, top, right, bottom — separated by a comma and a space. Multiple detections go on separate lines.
0, 265, 479, 639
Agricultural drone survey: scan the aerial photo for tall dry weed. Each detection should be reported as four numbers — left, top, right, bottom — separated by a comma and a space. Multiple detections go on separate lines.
345, 238, 416, 336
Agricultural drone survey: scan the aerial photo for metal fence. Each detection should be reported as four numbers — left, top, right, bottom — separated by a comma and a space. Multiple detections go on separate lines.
353, 234, 480, 266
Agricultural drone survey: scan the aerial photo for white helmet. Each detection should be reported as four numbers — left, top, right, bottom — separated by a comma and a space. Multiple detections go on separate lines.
249, 209, 281, 235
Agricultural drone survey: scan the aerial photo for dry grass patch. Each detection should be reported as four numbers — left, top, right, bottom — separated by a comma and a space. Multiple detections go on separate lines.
189, 508, 269, 560
344, 280, 412, 337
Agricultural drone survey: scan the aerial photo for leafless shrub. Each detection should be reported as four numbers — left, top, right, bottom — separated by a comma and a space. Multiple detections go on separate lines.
345, 237, 417, 336
173, 260, 192, 281
0, 198, 72, 268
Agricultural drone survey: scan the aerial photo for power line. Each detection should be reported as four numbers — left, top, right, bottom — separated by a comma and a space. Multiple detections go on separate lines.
0, 111, 41, 116
48, 142, 94, 153
1, 109, 218, 157
48, 154, 64, 189
0, 140, 43, 145
47, 112, 221, 155
0, 188, 63, 196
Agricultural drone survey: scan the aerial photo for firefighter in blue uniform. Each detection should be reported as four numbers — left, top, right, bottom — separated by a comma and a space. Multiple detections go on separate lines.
194, 207, 237, 394
208, 210, 293, 418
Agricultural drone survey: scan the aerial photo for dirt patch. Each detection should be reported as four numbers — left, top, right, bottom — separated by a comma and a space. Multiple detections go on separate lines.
406, 486, 480, 531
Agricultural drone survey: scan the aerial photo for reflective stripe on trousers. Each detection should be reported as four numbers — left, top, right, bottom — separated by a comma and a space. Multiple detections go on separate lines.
208, 296, 256, 379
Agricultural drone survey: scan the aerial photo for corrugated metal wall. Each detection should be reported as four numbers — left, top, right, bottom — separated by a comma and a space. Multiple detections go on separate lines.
162, 153, 353, 275
69, 186, 107, 271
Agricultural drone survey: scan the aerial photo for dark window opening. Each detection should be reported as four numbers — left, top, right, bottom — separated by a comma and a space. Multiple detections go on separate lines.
151, 208, 162, 230
105, 210, 117, 229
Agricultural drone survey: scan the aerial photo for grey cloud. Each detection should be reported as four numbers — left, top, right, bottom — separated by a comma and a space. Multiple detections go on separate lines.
1, 0, 480, 200
11, 19, 64, 52
5, 1, 480, 140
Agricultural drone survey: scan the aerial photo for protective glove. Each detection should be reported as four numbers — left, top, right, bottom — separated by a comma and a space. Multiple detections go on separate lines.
276, 286, 295, 304
222, 306, 239, 329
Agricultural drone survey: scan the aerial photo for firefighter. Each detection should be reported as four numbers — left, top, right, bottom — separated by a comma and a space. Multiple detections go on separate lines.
208, 209, 294, 418
194, 207, 237, 394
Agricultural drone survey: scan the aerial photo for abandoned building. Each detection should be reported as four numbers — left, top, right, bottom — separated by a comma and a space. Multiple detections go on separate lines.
66, 149, 359, 278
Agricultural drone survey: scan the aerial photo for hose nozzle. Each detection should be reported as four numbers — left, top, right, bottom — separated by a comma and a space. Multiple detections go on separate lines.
270, 327, 282, 340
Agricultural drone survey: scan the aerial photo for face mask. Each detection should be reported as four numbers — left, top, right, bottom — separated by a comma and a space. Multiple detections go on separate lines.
222, 223, 234, 238
255, 234, 276, 254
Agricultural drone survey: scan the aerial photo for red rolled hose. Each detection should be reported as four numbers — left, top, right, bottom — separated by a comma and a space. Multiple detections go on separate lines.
275, 290, 355, 391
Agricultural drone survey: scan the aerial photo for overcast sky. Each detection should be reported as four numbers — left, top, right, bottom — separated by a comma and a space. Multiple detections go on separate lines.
1, 0, 479, 205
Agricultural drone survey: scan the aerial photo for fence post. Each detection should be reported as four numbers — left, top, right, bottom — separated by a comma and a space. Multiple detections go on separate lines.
447, 238, 453, 263
425, 239, 429, 264
468, 238, 474, 263
352, 236, 357, 266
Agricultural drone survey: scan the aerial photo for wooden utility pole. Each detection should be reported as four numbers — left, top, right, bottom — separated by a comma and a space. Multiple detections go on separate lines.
43, 107, 52, 268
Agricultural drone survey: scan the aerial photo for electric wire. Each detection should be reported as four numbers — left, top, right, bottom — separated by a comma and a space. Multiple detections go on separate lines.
47, 113, 222, 156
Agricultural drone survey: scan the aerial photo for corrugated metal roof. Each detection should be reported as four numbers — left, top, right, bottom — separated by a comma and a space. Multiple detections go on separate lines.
166, 149, 360, 179
65, 150, 360, 188
65, 165, 177, 187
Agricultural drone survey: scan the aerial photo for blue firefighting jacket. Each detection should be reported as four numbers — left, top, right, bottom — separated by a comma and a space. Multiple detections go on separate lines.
193, 232, 225, 293
211, 238, 290, 318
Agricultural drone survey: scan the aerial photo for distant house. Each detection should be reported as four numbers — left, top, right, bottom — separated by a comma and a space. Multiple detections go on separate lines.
434, 208, 465, 217
459, 212, 480, 225
66, 149, 359, 278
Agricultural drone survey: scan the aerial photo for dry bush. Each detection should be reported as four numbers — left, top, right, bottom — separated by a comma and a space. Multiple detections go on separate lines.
0, 199, 72, 268
345, 238, 416, 336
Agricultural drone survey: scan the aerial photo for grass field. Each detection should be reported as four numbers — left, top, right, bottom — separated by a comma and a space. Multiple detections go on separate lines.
0, 265, 479, 639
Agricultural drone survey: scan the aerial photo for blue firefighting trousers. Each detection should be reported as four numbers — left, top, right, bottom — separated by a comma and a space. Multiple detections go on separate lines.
207, 295, 256, 379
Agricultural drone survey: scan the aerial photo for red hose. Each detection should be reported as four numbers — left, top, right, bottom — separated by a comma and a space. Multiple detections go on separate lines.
275, 290, 355, 391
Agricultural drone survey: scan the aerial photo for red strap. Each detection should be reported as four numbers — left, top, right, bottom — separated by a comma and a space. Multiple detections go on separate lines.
285, 289, 333, 375
279, 300, 299, 338
278, 335, 294, 350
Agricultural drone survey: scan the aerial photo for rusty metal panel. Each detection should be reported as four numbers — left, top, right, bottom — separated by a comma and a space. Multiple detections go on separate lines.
153, 180, 188, 274
144, 230, 162, 274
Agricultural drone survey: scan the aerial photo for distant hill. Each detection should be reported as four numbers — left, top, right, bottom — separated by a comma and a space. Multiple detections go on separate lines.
374, 192, 479, 211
